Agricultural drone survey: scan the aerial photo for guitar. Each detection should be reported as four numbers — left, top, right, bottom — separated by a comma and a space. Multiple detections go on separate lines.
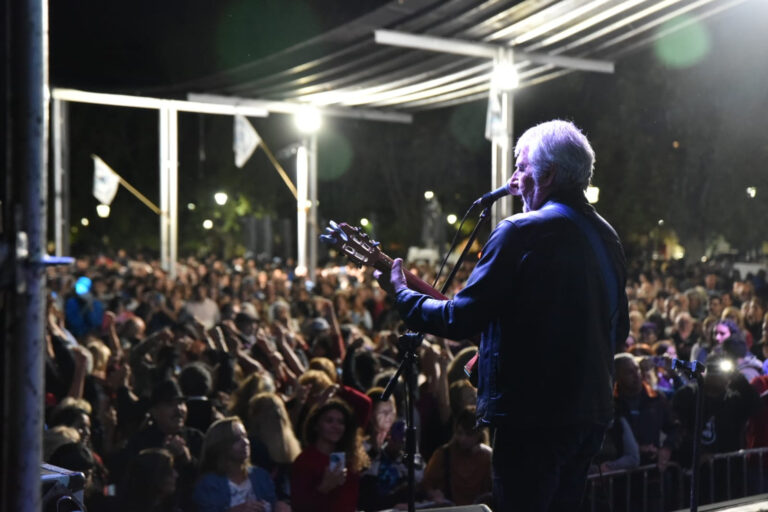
319, 220, 449, 301
320, 220, 480, 379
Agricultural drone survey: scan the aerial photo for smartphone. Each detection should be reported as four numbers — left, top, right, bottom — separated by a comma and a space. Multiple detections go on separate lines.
329, 452, 346, 471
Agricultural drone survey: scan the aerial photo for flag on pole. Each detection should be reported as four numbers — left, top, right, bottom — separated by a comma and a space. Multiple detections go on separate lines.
485, 87, 504, 141
92, 155, 120, 205
234, 115, 261, 168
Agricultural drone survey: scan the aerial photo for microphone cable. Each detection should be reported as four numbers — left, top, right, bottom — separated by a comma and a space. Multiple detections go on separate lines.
431, 201, 482, 292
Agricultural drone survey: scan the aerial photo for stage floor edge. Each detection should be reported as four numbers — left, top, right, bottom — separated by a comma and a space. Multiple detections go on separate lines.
673, 494, 768, 511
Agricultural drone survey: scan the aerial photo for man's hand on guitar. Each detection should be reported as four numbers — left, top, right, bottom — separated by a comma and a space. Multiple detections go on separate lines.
374, 257, 408, 296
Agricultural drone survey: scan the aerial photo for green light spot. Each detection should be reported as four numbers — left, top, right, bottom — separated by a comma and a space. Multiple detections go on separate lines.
654, 15, 711, 69
318, 129, 353, 181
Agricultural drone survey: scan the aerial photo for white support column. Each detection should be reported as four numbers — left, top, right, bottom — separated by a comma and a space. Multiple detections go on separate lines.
308, 134, 318, 282
490, 48, 515, 226
159, 104, 178, 278
296, 144, 309, 276
168, 108, 178, 279
52, 98, 70, 256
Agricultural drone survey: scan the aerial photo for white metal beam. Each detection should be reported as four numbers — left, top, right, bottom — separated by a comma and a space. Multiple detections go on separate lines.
374, 29, 614, 74
51, 88, 270, 117
187, 92, 413, 124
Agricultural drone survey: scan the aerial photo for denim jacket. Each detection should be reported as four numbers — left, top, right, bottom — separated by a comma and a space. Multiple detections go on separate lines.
395, 193, 629, 428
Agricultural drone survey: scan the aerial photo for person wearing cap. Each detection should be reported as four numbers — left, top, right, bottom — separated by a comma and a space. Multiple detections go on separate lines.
118, 379, 204, 508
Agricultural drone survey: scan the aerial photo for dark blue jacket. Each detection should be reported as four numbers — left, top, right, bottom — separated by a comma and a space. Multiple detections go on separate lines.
193, 466, 276, 512
395, 192, 629, 428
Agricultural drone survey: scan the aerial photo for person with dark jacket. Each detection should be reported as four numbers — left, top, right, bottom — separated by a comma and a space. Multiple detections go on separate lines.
378, 119, 629, 511
614, 353, 678, 468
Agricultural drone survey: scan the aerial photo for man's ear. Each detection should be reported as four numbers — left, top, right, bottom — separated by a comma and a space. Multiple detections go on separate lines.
539, 166, 557, 188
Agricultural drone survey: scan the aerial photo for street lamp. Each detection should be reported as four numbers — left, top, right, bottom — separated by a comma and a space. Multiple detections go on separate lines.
96, 204, 110, 218
490, 59, 519, 90
214, 192, 228, 206
294, 106, 322, 134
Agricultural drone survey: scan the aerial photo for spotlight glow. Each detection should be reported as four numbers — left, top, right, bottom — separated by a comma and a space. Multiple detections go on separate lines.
586, 186, 599, 204
719, 359, 734, 373
490, 61, 519, 90
202, 219, 213, 230
214, 192, 228, 206
747, 187, 757, 199
80, 217, 90, 227
424, 191, 435, 200
96, 204, 110, 218
187, 202, 196, 211
446, 214, 458, 225
294, 107, 322, 134
360, 218, 369, 227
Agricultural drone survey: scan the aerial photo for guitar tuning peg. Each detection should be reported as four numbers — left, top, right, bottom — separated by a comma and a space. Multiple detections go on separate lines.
329, 220, 339, 229
325, 227, 335, 235
319, 235, 337, 245
371, 241, 380, 247
338, 230, 349, 242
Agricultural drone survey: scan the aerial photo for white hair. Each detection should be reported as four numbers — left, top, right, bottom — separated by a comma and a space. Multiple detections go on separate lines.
514, 119, 595, 191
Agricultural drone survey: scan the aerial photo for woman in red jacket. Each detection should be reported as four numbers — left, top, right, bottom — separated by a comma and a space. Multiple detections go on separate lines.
290, 399, 369, 512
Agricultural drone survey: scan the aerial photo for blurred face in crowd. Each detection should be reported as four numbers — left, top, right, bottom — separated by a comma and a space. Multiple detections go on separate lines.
229, 421, 250, 464
316, 408, 345, 446
715, 323, 731, 344
454, 426, 481, 453
705, 274, 717, 290
73, 411, 92, 446
373, 400, 396, 435
709, 297, 723, 319
152, 399, 187, 435
615, 357, 643, 397
747, 300, 765, 325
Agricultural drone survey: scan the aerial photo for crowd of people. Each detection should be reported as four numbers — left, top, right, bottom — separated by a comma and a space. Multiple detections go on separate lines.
41, 249, 768, 511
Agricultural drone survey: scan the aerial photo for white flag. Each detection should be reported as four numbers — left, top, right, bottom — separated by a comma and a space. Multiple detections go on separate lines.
92, 155, 120, 205
234, 115, 261, 168
485, 86, 504, 141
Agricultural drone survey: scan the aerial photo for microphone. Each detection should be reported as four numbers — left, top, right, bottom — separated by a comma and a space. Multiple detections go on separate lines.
473, 180, 517, 208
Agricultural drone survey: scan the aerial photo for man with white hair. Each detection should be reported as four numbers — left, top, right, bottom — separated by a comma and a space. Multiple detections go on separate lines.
380, 119, 629, 511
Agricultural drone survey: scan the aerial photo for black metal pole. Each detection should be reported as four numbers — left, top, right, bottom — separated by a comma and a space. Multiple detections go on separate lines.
3, 0, 48, 511
440, 206, 491, 295
690, 373, 704, 512
405, 344, 417, 512
382, 332, 422, 512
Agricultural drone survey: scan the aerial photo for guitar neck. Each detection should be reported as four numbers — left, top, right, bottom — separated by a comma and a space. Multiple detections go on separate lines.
374, 253, 449, 301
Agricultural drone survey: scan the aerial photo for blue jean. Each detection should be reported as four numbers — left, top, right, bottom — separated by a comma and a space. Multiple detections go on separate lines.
491, 422, 607, 512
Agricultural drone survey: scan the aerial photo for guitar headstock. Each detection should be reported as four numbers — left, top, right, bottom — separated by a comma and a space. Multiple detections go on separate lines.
319, 220, 385, 269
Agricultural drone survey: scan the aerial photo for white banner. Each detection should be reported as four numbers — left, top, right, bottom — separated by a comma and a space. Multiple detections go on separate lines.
92, 155, 120, 205
234, 115, 261, 168
484, 86, 504, 141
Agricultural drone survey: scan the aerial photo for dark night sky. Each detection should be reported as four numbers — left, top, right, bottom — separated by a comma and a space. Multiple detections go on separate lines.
48, 1, 768, 258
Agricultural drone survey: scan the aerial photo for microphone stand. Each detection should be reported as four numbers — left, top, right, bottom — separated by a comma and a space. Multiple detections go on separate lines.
662, 358, 706, 512
381, 204, 493, 512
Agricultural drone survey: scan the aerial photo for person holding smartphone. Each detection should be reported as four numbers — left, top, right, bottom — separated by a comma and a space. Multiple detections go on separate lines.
290, 399, 369, 512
